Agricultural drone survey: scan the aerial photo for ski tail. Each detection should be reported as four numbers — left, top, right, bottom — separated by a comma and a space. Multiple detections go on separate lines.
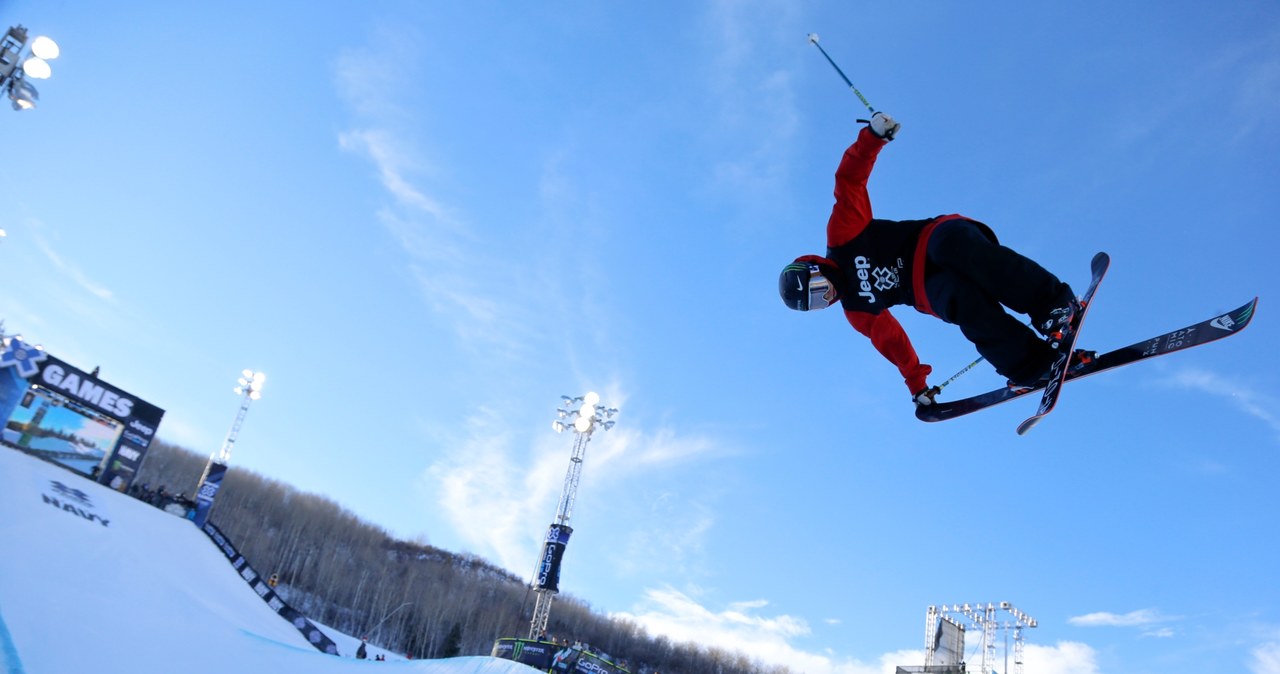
1016, 252, 1110, 435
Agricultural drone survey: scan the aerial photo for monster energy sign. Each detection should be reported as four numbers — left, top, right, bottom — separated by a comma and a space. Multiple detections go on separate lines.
492, 638, 630, 674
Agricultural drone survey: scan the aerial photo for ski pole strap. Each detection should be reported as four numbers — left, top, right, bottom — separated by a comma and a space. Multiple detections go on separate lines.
937, 356, 985, 392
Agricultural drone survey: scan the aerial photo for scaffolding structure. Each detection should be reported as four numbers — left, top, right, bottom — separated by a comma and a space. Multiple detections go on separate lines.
924, 602, 1037, 674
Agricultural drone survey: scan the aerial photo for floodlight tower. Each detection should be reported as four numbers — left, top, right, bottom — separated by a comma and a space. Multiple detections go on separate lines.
192, 369, 266, 528
924, 602, 1037, 674
1, 25, 59, 111
527, 391, 617, 640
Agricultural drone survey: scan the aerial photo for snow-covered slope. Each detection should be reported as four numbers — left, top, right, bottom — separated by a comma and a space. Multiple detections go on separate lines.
0, 447, 536, 674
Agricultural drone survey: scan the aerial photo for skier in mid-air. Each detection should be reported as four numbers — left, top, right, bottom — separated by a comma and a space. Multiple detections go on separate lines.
779, 112, 1083, 408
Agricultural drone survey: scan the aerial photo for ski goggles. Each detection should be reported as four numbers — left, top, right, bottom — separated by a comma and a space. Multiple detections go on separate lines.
805, 265, 837, 310
781, 262, 837, 311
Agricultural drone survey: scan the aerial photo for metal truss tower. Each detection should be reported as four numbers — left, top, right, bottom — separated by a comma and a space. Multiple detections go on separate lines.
924, 602, 1037, 674
527, 392, 617, 640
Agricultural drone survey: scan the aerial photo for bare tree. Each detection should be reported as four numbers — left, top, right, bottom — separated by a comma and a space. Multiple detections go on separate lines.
133, 441, 791, 674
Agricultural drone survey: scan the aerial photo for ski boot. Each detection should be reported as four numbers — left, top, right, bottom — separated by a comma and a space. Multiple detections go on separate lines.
1039, 298, 1086, 350
1006, 349, 1097, 393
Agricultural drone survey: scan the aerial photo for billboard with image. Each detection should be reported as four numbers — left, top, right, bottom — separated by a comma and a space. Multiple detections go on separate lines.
1, 337, 164, 491
932, 615, 965, 667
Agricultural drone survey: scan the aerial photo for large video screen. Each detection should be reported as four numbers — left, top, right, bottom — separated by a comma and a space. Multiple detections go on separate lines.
3, 384, 125, 476
932, 616, 965, 667
1, 337, 164, 490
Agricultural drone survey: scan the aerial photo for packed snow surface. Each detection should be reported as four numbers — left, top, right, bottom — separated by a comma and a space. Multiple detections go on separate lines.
0, 447, 537, 674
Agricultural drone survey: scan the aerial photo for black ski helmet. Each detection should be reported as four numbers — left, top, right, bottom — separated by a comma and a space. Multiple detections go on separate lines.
779, 260, 836, 311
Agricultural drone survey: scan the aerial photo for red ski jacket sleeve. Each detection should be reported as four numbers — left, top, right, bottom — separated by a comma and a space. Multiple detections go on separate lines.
828, 127, 932, 394
845, 309, 932, 395
827, 126, 886, 247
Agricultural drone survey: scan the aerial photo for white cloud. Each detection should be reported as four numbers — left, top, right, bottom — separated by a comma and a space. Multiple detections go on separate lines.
1068, 608, 1169, 627
339, 128, 453, 225
32, 232, 113, 301
1212, 26, 1280, 143
1160, 367, 1280, 440
334, 29, 545, 361
332, 23, 419, 122
613, 499, 715, 579
700, 0, 800, 204
589, 424, 727, 473
424, 401, 731, 577
1251, 640, 1280, 674
1023, 641, 1101, 674
424, 408, 565, 572
612, 589, 1106, 674
611, 586, 895, 674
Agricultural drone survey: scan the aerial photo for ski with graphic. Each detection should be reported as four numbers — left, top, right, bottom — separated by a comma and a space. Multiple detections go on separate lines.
916, 296, 1259, 423
1014, 252, 1111, 434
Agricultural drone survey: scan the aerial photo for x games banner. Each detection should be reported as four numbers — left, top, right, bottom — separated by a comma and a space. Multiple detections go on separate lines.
0, 337, 165, 491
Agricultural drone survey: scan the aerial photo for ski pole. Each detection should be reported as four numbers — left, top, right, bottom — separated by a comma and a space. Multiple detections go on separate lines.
807, 33, 875, 114
936, 356, 985, 393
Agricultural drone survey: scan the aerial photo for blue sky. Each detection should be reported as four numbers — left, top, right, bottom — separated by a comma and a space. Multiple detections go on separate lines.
2, 2, 1278, 673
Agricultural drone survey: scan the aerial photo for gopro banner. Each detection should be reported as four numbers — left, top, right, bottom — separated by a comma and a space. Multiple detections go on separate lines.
566, 649, 629, 674
192, 461, 227, 528
0, 339, 164, 491
534, 524, 573, 592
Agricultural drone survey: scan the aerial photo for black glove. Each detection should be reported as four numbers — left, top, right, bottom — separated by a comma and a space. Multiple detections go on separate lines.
912, 385, 940, 407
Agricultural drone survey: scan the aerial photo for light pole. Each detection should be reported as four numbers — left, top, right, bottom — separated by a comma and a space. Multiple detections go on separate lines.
528, 392, 617, 640
1, 25, 59, 111
368, 602, 412, 642
192, 369, 265, 528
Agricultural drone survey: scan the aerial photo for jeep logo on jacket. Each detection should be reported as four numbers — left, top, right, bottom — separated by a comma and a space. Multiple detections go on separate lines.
828, 218, 930, 311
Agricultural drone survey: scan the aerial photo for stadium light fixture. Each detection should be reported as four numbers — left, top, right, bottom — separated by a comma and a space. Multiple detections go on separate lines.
1, 25, 58, 112
234, 369, 266, 401
551, 391, 617, 437
8, 77, 37, 110
21, 56, 49, 79
29, 35, 58, 60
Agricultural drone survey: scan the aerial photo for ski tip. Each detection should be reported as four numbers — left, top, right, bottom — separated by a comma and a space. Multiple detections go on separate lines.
1219, 297, 1260, 332
1015, 417, 1041, 435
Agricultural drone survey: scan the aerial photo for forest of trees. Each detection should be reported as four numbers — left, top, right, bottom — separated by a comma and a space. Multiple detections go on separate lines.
133, 440, 793, 674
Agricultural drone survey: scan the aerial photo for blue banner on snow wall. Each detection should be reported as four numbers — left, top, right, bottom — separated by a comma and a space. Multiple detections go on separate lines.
201, 521, 340, 656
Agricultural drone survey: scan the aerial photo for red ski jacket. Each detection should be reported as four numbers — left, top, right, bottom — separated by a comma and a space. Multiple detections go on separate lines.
819, 127, 975, 394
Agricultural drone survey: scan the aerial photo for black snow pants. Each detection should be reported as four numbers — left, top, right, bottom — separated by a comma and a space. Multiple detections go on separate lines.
922, 219, 1075, 385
